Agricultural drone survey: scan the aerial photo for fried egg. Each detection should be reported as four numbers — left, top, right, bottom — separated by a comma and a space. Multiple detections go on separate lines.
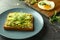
38, 1, 55, 10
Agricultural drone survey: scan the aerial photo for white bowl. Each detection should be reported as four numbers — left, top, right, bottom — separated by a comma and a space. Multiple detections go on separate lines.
38, 1, 55, 10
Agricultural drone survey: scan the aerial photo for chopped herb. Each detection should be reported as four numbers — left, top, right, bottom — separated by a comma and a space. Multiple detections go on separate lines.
49, 11, 60, 23
39, 2, 46, 5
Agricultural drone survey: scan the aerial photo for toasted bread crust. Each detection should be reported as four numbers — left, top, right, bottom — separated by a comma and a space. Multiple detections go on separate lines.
4, 26, 34, 31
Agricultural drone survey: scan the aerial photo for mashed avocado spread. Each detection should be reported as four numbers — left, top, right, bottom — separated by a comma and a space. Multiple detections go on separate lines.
6, 12, 33, 28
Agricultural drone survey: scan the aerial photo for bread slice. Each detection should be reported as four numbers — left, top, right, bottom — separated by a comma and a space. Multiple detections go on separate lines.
4, 12, 34, 31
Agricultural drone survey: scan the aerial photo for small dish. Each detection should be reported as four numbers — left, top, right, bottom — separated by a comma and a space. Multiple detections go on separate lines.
38, 1, 55, 10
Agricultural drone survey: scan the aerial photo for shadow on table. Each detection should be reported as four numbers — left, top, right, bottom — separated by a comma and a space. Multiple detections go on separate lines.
0, 22, 48, 40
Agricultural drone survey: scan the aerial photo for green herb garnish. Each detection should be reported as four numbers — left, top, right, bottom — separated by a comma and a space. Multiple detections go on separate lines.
49, 11, 60, 23
39, 2, 46, 5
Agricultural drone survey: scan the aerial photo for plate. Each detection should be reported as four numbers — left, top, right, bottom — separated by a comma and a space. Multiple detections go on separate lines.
0, 8, 44, 39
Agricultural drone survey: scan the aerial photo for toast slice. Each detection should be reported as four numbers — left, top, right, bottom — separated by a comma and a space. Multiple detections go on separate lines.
4, 12, 34, 31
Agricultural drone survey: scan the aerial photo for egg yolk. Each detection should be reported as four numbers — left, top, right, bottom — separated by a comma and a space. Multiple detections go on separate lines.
44, 5, 51, 10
